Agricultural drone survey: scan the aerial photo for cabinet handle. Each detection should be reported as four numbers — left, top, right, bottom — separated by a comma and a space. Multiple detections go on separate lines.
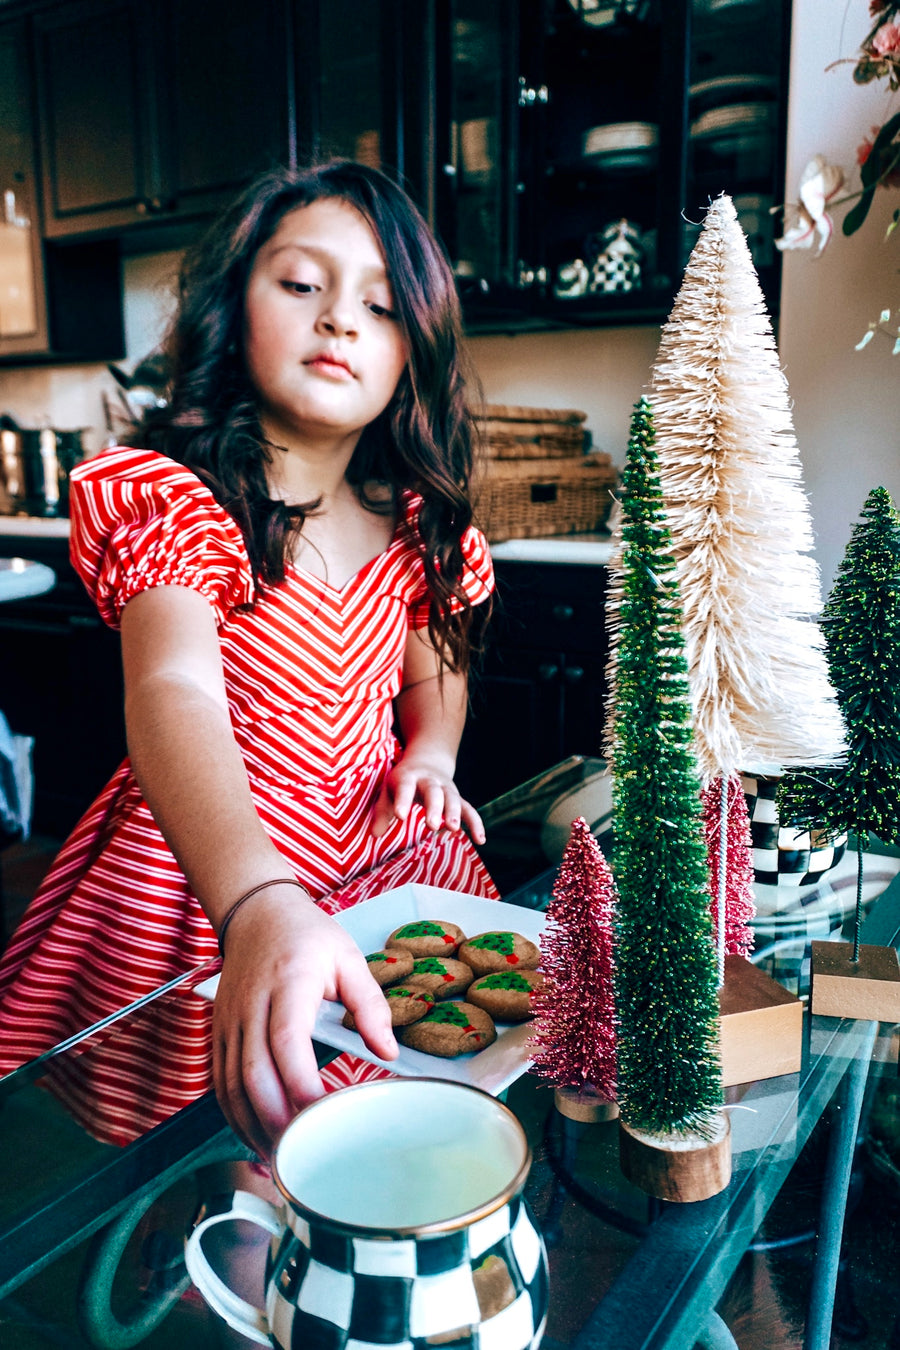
563, 665, 585, 683
537, 662, 559, 682
552, 604, 574, 621
518, 78, 549, 107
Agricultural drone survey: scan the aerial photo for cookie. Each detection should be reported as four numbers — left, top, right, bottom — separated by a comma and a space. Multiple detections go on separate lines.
458, 931, 541, 976
467, 969, 544, 1022
397, 1001, 497, 1057
365, 948, 415, 988
342, 986, 435, 1031
404, 956, 474, 1000
385, 919, 466, 958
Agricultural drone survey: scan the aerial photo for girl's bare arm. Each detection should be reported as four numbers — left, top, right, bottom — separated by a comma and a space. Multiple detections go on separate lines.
120, 585, 396, 1155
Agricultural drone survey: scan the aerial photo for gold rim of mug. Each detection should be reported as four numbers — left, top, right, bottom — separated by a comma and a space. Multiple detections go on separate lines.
270, 1077, 533, 1239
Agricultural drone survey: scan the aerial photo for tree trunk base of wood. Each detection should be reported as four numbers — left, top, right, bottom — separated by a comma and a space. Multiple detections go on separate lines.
554, 1085, 619, 1123
718, 953, 803, 1086
619, 1113, 732, 1202
810, 940, 900, 1022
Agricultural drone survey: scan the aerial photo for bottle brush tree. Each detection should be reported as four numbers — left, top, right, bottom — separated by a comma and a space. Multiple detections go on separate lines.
779, 486, 900, 957
608, 397, 722, 1139
529, 816, 617, 1102
646, 193, 845, 969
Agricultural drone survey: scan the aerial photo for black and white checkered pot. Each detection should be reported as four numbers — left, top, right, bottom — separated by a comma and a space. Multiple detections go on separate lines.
741, 773, 847, 888
186, 1079, 549, 1349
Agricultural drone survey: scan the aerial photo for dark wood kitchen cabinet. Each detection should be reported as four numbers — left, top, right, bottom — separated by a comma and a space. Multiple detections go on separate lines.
32, 0, 421, 244
0, 535, 125, 836
429, 0, 791, 330
455, 559, 608, 805
34, 0, 293, 240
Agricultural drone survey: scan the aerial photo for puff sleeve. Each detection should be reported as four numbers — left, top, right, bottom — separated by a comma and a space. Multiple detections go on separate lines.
405, 501, 494, 631
68, 447, 255, 630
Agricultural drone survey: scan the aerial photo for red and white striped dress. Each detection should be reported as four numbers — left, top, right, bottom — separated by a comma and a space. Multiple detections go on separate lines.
0, 448, 498, 1145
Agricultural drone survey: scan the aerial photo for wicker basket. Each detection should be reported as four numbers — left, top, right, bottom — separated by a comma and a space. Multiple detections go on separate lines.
474, 452, 617, 543
477, 404, 589, 460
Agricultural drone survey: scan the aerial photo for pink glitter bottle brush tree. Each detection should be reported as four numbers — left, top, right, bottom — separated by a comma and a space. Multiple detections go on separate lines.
528, 815, 618, 1123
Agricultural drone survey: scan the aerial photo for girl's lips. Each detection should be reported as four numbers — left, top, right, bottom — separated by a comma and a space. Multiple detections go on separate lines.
305, 356, 355, 380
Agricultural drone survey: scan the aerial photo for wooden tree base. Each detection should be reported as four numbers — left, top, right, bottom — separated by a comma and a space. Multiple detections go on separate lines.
554, 1086, 619, 1123
718, 954, 803, 1087
619, 1113, 731, 1202
810, 941, 900, 1021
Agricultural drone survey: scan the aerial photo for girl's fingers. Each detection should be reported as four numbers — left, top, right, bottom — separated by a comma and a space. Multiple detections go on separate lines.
391, 772, 417, 823
337, 959, 398, 1062
267, 978, 330, 1113
218, 1020, 280, 1159
441, 783, 462, 831
461, 799, 486, 845
421, 779, 445, 830
369, 780, 394, 838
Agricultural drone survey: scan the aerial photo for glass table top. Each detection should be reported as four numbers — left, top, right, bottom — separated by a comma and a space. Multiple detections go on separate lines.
0, 755, 898, 1349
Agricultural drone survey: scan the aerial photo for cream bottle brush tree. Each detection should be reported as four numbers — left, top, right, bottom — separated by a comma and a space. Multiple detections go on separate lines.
648, 193, 846, 974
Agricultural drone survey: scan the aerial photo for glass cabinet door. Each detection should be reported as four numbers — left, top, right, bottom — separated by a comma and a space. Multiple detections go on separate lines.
687, 0, 789, 306
536, 0, 676, 310
314, 1, 391, 168
434, 0, 521, 301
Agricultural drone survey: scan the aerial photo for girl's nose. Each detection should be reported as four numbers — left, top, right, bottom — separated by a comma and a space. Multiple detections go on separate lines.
316, 297, 358, 339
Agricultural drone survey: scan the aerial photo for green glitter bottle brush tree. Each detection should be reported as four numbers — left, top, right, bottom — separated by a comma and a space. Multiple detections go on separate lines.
778, 486, 900, 1019
607, 398, 730, 1202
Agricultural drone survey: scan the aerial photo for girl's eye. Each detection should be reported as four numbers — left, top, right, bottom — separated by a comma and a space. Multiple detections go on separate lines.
367, 301, 397, 319
282, 281, 317, 295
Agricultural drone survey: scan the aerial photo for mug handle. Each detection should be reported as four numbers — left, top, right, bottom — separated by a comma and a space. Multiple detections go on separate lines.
184, 1188, 283, 1346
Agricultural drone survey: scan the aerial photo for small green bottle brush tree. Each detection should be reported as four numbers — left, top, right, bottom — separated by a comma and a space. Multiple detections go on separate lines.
778, 487, 900, 1015
609, 398, 724, 1158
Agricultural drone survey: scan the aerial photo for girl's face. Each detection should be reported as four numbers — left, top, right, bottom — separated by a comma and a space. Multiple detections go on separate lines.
242, 199, 408, 451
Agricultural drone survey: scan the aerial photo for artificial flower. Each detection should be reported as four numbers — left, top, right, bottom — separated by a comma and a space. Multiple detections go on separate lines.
775, 156, 845, 253
872, 20, 900, 54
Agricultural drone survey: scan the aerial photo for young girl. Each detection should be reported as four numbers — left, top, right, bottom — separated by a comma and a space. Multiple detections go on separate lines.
0, 161, 498, 1158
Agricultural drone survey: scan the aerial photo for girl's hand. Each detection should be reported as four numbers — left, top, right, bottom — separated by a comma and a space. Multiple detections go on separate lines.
211, 885, 398, 1157
370, 754, 486, 844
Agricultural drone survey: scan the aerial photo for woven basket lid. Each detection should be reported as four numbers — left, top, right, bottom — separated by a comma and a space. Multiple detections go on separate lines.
479, 403, 588, 425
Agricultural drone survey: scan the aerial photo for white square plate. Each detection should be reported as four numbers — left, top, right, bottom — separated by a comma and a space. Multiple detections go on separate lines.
194, 884, 546, 1096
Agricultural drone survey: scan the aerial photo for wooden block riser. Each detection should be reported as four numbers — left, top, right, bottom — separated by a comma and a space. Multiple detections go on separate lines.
718, 954, 803, 1087
810, 941, 900, 1021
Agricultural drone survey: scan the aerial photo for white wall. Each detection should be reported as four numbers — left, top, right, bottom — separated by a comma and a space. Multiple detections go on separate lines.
779, 0, 900, 590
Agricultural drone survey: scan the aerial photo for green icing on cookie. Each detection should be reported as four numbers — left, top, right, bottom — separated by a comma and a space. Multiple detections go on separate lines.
366, 950, 400, 964
392, 921, 452, 940
386, 986, 433, 1004
469, 932, 516, 954
421, 1004, 472, 1028
476, 971, 533, 992
411, 957, 450, 974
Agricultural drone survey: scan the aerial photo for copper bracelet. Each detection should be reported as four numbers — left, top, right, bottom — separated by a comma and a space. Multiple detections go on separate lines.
217, 877, 310, 958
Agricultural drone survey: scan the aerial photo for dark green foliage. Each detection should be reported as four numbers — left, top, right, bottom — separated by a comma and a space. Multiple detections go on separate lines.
779, 487, 900, 844
610, 397, 722, 1138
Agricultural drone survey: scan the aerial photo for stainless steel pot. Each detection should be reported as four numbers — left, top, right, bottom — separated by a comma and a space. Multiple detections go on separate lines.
0, 426, 86, 517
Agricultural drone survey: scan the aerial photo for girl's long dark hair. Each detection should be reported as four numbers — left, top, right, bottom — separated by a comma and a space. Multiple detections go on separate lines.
138, 161, 487, 674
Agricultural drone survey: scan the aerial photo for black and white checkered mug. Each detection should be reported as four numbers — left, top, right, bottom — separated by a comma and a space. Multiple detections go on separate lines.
185, 1077, 549, 1349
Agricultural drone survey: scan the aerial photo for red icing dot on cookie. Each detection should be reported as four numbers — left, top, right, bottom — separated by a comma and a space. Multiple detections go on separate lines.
506, 953, 520, 964
442, 934, 454, 944
442, 973, 454, 982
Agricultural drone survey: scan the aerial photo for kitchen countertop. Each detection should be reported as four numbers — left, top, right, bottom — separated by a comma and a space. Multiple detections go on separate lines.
0, 515, 70, 538
0, 515, 615, 563
489, 532, 613, 564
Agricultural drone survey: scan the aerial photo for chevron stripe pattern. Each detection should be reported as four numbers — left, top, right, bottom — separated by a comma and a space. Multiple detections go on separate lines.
0, 449, 497, 1145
